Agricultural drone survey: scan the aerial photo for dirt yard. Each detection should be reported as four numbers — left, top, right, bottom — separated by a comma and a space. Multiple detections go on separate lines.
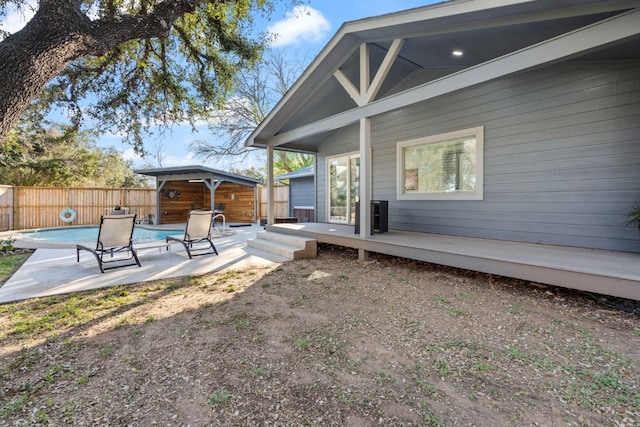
0, 244, 638, 426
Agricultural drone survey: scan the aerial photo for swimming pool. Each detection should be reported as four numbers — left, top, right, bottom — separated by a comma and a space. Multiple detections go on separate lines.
18, 226, 184, 245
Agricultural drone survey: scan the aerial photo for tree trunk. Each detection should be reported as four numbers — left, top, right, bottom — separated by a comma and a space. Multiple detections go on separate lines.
0, 0, 201, 144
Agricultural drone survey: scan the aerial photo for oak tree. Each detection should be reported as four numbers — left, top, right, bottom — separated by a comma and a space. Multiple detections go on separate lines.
0, 120, 150, 187
0, 0, 282, 155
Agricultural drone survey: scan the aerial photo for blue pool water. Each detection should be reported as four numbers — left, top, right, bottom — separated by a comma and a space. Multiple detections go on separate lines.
19, 226, 184, 244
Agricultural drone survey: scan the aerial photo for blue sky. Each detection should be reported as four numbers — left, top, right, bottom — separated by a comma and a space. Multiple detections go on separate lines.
2, 0, 439, 169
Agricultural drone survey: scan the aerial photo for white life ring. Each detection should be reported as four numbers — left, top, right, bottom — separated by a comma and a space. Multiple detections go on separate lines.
59, 207, 77, 223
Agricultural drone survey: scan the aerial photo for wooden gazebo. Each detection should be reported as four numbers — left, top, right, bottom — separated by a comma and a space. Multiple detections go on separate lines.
134, 165, 261, 225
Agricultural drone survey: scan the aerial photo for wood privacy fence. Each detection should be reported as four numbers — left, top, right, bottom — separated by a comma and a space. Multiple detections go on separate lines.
0, 184, 292, 231
0, 186, 12, 231
0, 186, 156, 230
258, 185, 289, 219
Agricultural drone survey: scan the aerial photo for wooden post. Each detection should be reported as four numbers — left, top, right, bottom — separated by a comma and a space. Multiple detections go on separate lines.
267, 146, 274, 225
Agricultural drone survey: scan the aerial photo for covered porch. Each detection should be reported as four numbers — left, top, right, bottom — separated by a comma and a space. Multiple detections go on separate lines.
250, 2, 640, 302
266, 222, 640, 301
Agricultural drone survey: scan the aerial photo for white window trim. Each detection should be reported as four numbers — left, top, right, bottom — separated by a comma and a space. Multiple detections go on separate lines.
396, 126, 484, 201
326, 151, 360, 224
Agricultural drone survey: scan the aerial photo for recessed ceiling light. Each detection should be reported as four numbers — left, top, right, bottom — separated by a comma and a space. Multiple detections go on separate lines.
452, 50, 463, 57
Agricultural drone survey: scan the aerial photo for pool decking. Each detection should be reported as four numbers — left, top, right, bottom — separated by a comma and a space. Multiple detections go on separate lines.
0, 224, 285, 304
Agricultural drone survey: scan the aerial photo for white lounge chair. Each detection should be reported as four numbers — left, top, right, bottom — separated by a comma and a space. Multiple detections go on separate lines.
76, 214, 141, 273
166, 210, 219, 259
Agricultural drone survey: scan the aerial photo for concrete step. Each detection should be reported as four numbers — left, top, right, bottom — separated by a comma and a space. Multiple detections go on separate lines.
247, 231, 317, 260
253, 230, 314, 249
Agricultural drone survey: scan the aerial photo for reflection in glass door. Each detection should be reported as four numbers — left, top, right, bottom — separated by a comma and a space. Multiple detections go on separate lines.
349, 156, 360, 223
328, 153, 359, 223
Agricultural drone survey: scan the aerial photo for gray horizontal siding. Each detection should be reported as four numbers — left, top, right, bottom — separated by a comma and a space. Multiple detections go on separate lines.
318, 61, 640, 252
289, 177, 315, 216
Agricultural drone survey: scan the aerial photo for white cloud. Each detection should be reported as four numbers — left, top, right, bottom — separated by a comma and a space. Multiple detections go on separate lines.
123, 146, 198, 169
161, 152, 198, 167
267, 5, 330, 47
1, 2, 36, 34
120, 148, 140, 162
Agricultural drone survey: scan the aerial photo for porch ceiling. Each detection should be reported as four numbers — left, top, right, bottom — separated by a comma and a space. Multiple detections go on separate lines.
246, 0, 640, 152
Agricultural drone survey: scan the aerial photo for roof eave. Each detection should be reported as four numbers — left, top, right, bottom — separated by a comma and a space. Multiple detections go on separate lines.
133, 165, 262, 185
245, 0, 542, 148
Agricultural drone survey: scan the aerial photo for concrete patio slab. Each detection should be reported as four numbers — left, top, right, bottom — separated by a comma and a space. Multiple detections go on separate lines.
0, 224, 285, 304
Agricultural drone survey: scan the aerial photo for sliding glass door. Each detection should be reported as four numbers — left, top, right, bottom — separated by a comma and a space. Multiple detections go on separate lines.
328, 153, 359, 223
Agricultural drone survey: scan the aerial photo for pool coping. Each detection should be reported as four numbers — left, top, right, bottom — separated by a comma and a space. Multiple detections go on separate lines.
1, 224, 242, 250
0, 224, 186, 249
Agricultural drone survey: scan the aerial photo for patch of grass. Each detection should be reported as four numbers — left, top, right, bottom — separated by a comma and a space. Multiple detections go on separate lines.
96, 287, 132, 308
442, 338, 465, 349
116, 317, 131, 328
293, 337, 310, 351
562, 369, 632, 410
416, 379, 438, 395
417, 401, 445, 426
43, 364, 62, 382
3, 293, 104, 339
509, 347, 525, 361
36, 409, 48, 423
63, 401, 77, 416
223, 284, 238, 293
253, 367, 267, 378
409, 365, 439, 395
8, 314, 57, 338
0, 253, 31, 285
375, 371, 392, 385
422, 412, 445, 427
0, 394, 30, 416
534, 357, 553, 369
166, 278, 188, 291
475, 362, 494, 372
189, 276, 208, 287
508, 303, 528, 314
445, 308, 465, 317
215, 271, 241, 286
321, 337, 342, 357
436, 296, 450, 304
436, 359, 450, 378
229, 311, 253, 331
208, 390, 232, 406
100, 345, 115, 357
0, 274, 230, 345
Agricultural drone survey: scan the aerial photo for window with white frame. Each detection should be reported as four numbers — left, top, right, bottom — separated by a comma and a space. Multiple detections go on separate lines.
396, 126, 484, 200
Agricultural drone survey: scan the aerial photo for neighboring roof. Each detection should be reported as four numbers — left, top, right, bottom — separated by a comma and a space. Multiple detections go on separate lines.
245, 0, 640, 152
134, 165, 262, 186
275, 165, 315, 180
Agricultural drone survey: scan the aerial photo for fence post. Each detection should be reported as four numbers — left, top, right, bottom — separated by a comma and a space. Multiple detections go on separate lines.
12, 186, 18, 230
